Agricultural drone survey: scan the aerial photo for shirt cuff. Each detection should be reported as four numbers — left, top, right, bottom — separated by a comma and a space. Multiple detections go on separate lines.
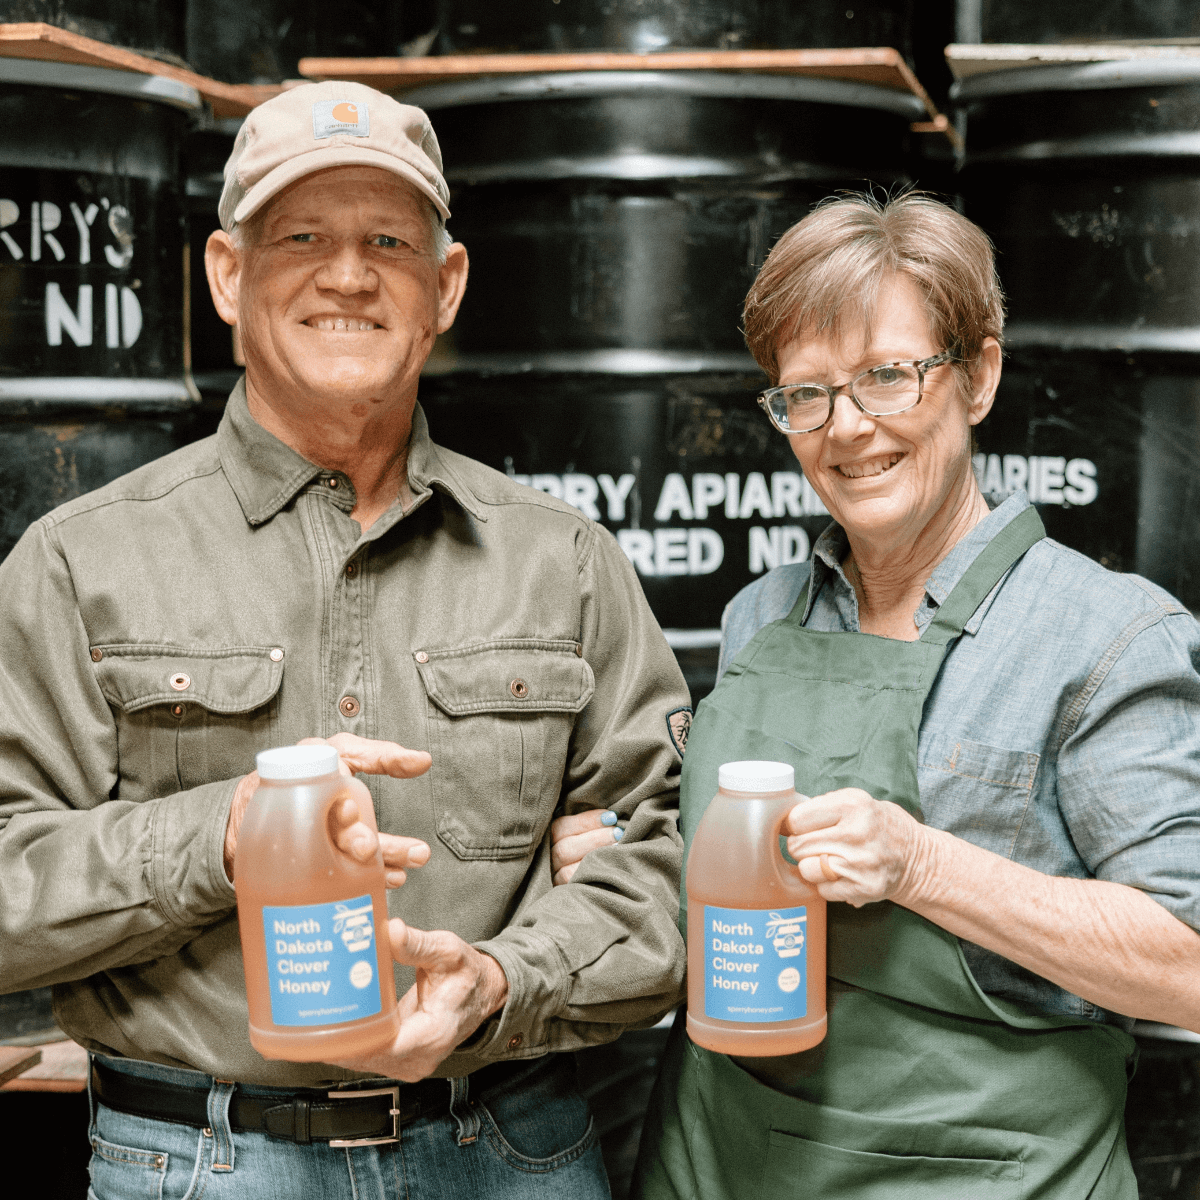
150, 777, 239, 927
462, 928, 573, 1061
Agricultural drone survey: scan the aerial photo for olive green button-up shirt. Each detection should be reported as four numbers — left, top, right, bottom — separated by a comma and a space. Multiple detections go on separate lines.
0, 380, 688, 1086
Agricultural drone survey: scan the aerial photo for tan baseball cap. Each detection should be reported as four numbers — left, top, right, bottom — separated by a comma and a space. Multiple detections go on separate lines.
219, 80, 450, 232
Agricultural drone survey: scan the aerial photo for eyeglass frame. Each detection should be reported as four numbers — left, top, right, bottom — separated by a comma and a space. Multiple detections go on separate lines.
756, 352, 960, 435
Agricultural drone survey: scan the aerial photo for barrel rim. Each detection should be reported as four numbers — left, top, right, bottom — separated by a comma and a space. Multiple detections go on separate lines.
397, 70, 926, 120
0, 57, 201, 111
952, 58, 1200, 102
1004, 323, 1200, 355
442, 152, 907, 185
0, 378, 200, 409
421, 349, 764, 376
964, 130, 1200, 163
1131, 1020, 1200, 1044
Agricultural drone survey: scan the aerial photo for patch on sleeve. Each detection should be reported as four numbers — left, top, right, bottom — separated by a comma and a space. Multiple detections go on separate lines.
666, 707, 693, 758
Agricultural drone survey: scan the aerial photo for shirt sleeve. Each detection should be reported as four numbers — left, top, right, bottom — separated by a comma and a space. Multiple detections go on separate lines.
1057, 607, 1200, 930
0, 520, 239, 992
465, 523, 689, 1061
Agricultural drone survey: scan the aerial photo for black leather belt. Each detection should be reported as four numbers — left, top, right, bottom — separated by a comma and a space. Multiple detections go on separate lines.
92, 1056, 527, 1147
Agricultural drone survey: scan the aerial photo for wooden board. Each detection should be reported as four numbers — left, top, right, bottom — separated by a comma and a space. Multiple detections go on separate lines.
1, 1039, 87, 1093
300, 47, 941, 119
0, 22, 256, 117
0, 1046, 41, 1087
947, 41, 1200, 81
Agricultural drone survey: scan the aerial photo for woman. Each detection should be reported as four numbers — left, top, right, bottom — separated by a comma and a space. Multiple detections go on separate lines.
553, 192, 1200, 1198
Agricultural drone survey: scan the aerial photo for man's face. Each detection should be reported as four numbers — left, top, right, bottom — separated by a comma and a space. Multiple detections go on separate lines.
227, 166, 462, 413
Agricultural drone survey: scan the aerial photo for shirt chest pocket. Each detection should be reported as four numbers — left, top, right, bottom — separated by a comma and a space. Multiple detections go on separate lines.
416, 639, 595, 861
918, 734, 1040, 860
93, 645, 284, 800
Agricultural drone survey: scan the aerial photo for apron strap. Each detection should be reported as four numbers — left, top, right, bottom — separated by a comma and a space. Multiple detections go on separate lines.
784, 579, 811, 626
781, 506, 1044, 643
920, 505, 1046, 647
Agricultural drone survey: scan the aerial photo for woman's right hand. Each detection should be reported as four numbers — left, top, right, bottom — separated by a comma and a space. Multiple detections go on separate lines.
785, 787, 921, 906
550, 809, 625, 885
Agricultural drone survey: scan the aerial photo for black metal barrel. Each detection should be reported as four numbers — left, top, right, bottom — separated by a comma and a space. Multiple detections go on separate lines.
416, 72, 920, 698
185, 0, 403, 85
1127, 1023, 1200, 1199
958, 0, 1200, 45
435, 0, 914, 57
185, 118, 241, 405
957, 60, 1200, 610
0, 0, 186, 61
0, 58, 204, 562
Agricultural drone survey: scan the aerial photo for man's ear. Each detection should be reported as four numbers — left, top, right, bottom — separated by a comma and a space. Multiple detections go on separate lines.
436, 242, 469, 335
205, 229, 241, 327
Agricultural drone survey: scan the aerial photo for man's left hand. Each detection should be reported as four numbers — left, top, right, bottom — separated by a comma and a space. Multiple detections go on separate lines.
333, 919, 510, 1082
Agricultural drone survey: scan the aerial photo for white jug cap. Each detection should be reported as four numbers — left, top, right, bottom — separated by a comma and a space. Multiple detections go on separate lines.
718, 760, 795, 793
256, 744, 340, 780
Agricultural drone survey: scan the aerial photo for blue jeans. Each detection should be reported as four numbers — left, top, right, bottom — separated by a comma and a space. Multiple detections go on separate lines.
87, 1053, 611, 1199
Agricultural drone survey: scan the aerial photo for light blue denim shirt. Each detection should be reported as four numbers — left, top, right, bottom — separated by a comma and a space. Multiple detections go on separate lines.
719, 490, 1200, 1029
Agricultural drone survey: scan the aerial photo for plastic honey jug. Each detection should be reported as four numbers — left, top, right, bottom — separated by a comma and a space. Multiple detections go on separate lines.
686, 760, 827, 1056
235, 744, 400, 1061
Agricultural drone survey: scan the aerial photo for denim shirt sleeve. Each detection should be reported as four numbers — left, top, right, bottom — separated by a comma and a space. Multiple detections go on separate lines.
1057, 603, 1200, 929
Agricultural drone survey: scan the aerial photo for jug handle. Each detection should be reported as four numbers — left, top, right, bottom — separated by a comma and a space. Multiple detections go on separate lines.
771, 793, 810, 896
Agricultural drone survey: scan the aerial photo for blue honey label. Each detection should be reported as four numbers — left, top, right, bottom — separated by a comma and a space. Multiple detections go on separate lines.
704, 905, 807, 1023
262, 895, 382, 1027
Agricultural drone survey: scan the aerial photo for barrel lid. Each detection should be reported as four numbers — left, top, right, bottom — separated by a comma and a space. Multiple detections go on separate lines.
256, 744, 340, 781
0, 377, 198, 412
0, 57, 201, 111
953, 57, 1200, 102
719, 760, 795, 794
399, 70, 926, 120
1132, 1021, 1200, 1044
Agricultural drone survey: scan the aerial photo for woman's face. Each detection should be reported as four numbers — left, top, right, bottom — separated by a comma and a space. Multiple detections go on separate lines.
775, 273, 996, 553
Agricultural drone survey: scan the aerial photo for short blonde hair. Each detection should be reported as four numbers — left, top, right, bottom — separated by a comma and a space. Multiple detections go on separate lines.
743, 191, 1005, 394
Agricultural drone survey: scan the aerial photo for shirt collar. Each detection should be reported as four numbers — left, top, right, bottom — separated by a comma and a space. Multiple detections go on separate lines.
802, 489, 1034, 635
217, 377, 485, 527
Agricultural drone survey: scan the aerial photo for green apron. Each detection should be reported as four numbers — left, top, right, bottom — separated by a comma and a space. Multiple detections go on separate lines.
635, 506, 1137, 1200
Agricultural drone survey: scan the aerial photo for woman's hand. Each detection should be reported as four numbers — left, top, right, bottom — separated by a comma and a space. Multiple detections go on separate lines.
550, 808, 624, 885
785, 787, 924, 907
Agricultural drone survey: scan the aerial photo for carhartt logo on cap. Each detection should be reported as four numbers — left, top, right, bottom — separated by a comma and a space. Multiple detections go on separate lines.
313, 99, 370, 140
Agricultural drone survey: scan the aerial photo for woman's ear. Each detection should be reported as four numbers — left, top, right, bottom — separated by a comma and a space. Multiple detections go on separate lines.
966, 337, 1002, 426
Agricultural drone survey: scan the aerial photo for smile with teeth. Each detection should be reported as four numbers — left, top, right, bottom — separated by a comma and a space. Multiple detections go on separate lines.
307, 317, 377, 332
836, 453, 904, 479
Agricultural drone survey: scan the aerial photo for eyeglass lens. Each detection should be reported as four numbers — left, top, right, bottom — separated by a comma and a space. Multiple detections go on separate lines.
766, 363, 924, 431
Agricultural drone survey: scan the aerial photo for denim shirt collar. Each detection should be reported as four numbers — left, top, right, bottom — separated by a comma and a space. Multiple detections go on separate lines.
803, 490, 1035, 636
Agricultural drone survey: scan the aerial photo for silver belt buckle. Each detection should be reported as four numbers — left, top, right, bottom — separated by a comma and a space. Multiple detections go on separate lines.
327, 1086, 402, 1147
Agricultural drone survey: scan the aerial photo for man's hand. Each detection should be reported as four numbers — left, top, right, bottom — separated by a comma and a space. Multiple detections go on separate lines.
224, 733, 433, 882
333, 918, 510, 1082
784, 787, 923, 907
549, 808, 624, 885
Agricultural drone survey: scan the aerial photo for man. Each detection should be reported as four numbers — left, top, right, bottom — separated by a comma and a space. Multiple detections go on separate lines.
0, 81, 688, 1197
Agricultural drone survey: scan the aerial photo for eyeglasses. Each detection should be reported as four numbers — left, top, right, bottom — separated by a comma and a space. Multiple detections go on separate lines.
757, 353, 959, 435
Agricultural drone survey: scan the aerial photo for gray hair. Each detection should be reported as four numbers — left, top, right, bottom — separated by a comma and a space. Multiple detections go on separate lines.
231, 198, 453, 264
